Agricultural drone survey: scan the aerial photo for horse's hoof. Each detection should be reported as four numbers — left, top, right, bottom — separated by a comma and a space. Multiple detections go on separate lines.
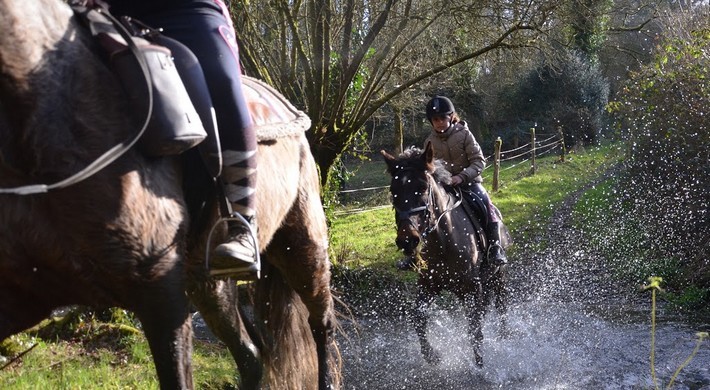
422, 346, 441, 365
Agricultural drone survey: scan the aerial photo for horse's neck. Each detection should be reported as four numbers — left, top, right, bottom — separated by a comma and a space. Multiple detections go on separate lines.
431, 183, 455, 219
0, 0, 130, 175
425, 183, 455, 245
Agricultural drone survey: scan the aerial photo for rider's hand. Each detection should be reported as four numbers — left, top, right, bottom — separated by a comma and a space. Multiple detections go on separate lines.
451, 175, 463, 186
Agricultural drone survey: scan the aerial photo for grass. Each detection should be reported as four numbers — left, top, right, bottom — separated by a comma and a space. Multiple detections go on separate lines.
0, 322, 237, 389
573, 166, 710, 311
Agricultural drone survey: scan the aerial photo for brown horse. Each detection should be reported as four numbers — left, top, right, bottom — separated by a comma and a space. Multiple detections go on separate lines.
0, 1, 337, 389
382, 144, 508, 367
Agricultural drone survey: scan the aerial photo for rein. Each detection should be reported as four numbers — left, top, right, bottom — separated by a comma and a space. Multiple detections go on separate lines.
0, 4, 153, 195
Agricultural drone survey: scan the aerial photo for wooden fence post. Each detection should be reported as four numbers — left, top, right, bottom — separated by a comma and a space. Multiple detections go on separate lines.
558, 126, 566, 162
530, 127, 536, 174
493, 137, 502, 192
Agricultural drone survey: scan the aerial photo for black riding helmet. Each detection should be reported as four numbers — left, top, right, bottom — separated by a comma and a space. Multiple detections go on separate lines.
425, 96, 455, 122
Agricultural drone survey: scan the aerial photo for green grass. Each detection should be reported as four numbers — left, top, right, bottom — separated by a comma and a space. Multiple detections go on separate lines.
573, 168, 710, 310
0, 331, 237, 389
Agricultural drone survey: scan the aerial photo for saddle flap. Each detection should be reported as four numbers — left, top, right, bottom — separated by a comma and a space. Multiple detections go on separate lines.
241, 76, 311, 141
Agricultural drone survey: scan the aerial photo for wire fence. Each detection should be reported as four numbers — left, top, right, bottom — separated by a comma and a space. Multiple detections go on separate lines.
335, 128, 565, 215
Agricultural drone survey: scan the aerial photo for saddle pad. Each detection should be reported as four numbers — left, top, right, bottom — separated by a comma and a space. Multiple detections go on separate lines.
242, 76, 311, 141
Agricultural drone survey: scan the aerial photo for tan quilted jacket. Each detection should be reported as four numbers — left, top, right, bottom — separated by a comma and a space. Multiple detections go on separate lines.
424, 121, 485, 184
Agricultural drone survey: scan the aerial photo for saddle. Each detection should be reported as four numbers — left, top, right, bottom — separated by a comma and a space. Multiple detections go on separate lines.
242, 76, 311, 142
452, 188, 512, 255
456, 189, 489, 251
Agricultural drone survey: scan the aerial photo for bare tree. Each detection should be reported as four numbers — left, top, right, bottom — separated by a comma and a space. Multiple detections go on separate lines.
232, 0, 558, 186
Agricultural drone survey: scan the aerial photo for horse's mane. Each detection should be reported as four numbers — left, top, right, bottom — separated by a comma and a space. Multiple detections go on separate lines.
399, 146, 452, 186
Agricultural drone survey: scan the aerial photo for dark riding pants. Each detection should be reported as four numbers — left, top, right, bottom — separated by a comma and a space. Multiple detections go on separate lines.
115, 0, 258, 215
124, 1, 254, 153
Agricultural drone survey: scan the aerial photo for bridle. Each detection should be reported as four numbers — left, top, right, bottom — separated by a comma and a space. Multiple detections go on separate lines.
393, 170, 463, 240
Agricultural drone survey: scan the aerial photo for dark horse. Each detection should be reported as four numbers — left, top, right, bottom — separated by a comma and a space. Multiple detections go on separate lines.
382, 144, 508, 367
0, 1, 337, 389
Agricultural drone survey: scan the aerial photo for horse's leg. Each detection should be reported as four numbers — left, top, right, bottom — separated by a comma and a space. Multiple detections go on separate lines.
481, 265, 509, 339
461, 279, 485, 367
130, 273, 194, 390
411, 283, 440, 365
187, 277, 263, 389
264, 236, 336, 390
492, 267, 510, 338
252, 135, 336, 390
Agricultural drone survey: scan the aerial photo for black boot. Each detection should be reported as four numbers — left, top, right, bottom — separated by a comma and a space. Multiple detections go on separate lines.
486, 221, 508, 266
210, 214, 260, 280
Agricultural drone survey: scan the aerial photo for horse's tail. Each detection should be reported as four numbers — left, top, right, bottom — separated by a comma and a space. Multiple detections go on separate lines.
254, 261, 341, 389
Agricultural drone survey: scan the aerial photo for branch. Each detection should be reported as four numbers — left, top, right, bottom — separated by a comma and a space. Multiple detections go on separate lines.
0, 343, 37, 371
358, 23, 539, 125
607, 14, 658, 33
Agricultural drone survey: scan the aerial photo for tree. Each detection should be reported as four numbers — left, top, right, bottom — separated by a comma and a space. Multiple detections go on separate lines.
231, 0, 559, 188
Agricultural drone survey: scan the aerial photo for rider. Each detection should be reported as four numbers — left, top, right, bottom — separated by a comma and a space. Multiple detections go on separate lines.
105, 0, 259, 279
397, 96, 508, 270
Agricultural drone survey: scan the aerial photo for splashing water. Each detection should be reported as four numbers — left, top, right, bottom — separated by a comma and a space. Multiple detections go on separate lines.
339, 297, 710, 389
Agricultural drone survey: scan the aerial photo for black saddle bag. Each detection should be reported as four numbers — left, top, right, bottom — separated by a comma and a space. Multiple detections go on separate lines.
73, 4, 209, 156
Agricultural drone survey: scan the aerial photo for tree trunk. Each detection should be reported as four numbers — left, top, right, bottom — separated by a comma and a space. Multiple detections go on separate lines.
394, 106, 404, 155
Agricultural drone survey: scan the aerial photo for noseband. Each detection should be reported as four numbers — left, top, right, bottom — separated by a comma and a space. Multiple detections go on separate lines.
393, 172, 462, 239
395, 179, 433, 235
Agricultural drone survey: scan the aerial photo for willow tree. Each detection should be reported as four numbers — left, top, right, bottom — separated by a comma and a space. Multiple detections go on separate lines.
231, 0, 558, 188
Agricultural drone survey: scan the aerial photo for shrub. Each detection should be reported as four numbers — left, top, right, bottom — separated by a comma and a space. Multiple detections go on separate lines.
496, 51, 610, 146
611, 25, 710, 291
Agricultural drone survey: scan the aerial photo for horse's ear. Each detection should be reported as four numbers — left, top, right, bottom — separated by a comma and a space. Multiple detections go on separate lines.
381, 149, 395, 161
381, 150, 397, 173
423, 142, 434, 165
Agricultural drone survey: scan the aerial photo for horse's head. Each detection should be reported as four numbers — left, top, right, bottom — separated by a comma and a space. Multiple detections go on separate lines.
381, 143, 443, 256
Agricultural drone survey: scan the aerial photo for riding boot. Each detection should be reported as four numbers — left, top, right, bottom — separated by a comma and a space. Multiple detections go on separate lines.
209, 148, 260, 280
210, 214, 260, 280
486, 221, 508, 266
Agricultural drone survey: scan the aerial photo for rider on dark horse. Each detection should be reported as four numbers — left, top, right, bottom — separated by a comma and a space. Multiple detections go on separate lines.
102, 0, 258, 279
397, 96, 508, 270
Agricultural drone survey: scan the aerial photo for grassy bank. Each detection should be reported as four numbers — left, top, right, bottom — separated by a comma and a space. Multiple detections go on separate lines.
0, 321, 237, 389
